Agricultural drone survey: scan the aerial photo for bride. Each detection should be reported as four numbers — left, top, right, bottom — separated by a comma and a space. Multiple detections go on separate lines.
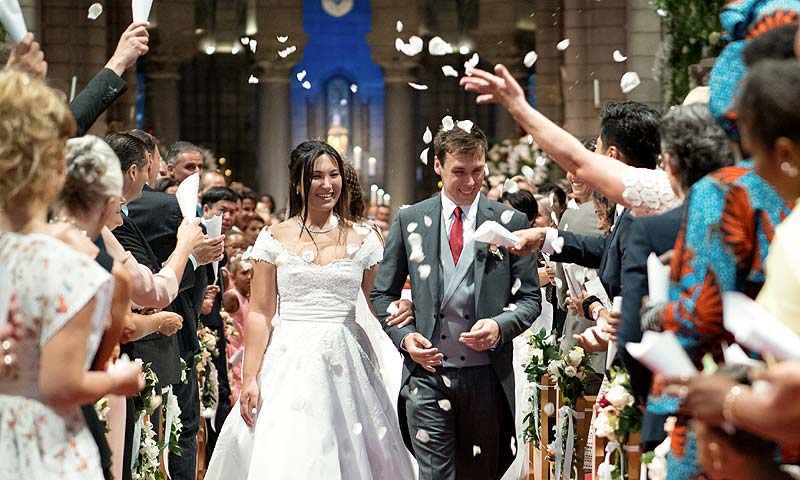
206, 140, 414, 479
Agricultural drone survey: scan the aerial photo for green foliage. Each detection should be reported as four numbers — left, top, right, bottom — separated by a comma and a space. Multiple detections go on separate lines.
655, 0, 727, 105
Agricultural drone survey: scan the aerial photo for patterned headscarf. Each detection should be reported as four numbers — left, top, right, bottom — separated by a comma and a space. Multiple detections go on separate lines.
709, 0, 800, 139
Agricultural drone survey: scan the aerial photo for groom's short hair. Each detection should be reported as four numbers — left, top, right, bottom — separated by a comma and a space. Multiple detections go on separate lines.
433, 121, 488, 164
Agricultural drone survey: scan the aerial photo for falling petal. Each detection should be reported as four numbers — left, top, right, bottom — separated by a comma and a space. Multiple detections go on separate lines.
510, 436, 517, 455
407, 222, 419, 233
424, 215, 433, 227
420, 147, 429, 165
521, 165, 535, 181
550, 211, 559, 225
484, 165, 490, 176
386, 302, 400, 316
429, 36, 453, 56
620, 72, 641, 94
523, 50, 538, 67
399, 204, 411, 210
248, 75, 259, 84
302, 80, 312, 90
396, 20, 403, 32
296, 70, 307, 82
351, 422, 363, 435
441, 375, 452, 388
554, 277, 563, 289
441, 65, 459, 77
612, 50, 628, 62
441, 115, 454, 131
551, 236, 565, 254
437, 399, 452, 411
656, 8, 668, 17
503, 303, 518, 312
250, 39, 258, 54
557, 39, 570, 51
473, 445, 482, 456
544, 402, 555, 416
503, 178, 519, 194
350, 83, 358, 93
395, 38, 404, 51
419, 264, 431, 280
409, 248, 426, 263
409, 35, 423, 50
511, 278, 522, 295
277, 35, 289, 43
401, 36, 424, 56
423, 126, 433, 144
456, 119, 474, 133
408, 233, 423, 249
464, 52, 479, 72
408, 82, 429, 90
411, 387, 419, 396
88, 3, 103, 20
377, 425, 388, 439
416, 429, 431, 443
500, 209, 515, 225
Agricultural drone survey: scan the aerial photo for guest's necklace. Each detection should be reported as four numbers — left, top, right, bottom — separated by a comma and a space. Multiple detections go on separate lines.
296, 214, 339, 234
49, 216, 90, 238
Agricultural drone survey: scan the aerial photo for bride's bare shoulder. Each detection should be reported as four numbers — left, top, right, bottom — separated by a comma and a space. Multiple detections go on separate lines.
269, 219, 300, 243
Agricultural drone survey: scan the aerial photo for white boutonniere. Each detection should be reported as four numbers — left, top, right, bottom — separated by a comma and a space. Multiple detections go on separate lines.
488, 243, 504, 261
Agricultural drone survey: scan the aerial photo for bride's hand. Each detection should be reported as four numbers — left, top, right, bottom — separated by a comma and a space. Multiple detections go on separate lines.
240, 379, 260, 427
386, 299, 415, 328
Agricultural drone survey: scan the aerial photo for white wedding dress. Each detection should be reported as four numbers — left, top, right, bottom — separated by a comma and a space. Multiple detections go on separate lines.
206, 228, 414, 479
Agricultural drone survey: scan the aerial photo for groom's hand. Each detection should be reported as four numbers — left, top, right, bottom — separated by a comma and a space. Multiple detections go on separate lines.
386, 299, 415, 328
509, 227, 547, 256
460, 319, 501, 351
403, 333, 443, 373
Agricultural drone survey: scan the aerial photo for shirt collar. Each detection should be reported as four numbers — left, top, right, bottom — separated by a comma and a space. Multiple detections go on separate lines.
441, 191, 481, 221
121, 204, 129, 217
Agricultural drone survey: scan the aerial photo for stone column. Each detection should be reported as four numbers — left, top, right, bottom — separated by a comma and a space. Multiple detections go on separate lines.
626, 0, 662, 108
146, 58, 183, 144
382, 66, 417, 210
255, 62, 294, 204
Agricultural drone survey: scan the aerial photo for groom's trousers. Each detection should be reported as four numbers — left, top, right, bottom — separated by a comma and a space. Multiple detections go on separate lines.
403, 365, 513, 480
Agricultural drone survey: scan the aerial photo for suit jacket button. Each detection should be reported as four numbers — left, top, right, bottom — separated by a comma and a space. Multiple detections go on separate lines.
460, 355, 466, 361
464, 314, 470, 320
443, 355, 449, 361
441, 335, 447, 340
439, 314, 445, 319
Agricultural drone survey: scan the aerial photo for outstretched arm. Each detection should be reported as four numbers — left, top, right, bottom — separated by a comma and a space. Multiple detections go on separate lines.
461, 64, 631, 206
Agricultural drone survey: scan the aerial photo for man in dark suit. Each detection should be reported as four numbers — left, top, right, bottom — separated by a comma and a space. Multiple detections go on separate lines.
372, 123, 541, 480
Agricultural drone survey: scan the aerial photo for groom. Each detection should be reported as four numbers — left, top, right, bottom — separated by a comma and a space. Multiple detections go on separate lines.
372, 122, 541, 480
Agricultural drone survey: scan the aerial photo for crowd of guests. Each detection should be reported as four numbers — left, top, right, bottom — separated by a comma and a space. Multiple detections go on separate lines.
4, 1, 800, 479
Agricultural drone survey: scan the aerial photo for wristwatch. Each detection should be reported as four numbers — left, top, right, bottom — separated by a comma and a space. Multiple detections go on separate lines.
591, 304, 606, 322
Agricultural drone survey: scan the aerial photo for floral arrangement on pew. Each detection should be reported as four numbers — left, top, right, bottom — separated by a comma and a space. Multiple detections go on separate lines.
546, 345, 594, 480
522, 328, 561, 448
594, 367, 643, 480
133, 363, 164, 480
196, 323, 220, 419
486, 137, 559, 188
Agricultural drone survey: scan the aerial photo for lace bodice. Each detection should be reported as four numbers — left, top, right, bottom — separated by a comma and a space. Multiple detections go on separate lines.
621, 168, 682, 217
248, 226, 383, 321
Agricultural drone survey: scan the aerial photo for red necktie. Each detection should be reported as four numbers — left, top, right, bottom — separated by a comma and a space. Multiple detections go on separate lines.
450, 206, 463, 264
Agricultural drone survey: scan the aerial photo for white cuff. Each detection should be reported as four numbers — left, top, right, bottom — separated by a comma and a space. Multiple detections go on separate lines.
541, 228, 560, 255
189, 254, 199, 270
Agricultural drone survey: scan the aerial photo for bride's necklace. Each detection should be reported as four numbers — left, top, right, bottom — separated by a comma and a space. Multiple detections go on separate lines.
296, 214, 339, 234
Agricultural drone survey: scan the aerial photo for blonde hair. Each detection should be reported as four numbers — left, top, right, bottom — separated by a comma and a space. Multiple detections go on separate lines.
0, 69, 76, 209
59, 136, 123, 212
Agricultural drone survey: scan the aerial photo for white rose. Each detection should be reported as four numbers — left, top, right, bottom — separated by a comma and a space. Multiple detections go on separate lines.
567, 347, 584, 367
564, 365, 577, 377
530, 348, 544, 364
593, 411, 616, 440
605, 385, 634, 408
547, 361, 562, 378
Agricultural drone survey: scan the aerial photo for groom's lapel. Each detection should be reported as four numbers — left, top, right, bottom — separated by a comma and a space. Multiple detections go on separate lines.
473, 195, 492, 308
423, 197, 442, 313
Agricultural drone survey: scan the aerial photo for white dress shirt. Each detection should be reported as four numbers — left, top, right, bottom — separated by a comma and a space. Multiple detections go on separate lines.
441, 191, 481, 245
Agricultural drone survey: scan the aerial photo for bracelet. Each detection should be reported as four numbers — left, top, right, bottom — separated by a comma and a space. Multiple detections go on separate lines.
722, 384, 743, 430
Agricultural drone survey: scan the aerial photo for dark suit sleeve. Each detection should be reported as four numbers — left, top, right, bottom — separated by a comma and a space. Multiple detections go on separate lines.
618, 217, 654, 401
69, 68, 127, 136
551, 229, 607, 269
371, 210, 416, 349
113, 219, 157, 272
492, 212, 542, 344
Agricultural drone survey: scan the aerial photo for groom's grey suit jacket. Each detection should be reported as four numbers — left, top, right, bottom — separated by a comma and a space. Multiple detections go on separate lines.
371, 193, 541, 459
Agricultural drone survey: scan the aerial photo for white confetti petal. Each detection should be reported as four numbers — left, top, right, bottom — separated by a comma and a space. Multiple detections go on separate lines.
296, 69, 307, 82
503, 303, 518, 312
551, 236, 565, 254
408, 82, 429, 90
248, 75, 259, 84
399, 204, 411, 210
250, 39, 258, 53
409, 36, 423, 51
423, 127, 433, 144
409, 249, 425, 264
554, 277, 563, 289
420, 147, 429, 165
473, 445, 482, 456
302, 80, 312, 90
418, 264, 431, 280
396, 20, 404, 32
550, 211, 559, 226
278, 45, 297, 58
377, 425, 388, 439
411, 387, 419, 396
501, 209, 515, 225
386, 302, 400, 316
620, 72, 641, 94
441, 65, 459, 77
416, 429, 431, 443
456, 119, 474, 133
557, 39, 570, 51
400, 36, 424, 56
484, 165, 490, 176
407, 222, 418, 233
464, 52, 479, 72
511, 277, 522, 295
544, 402, 555, 416
656, 8, 668, 17
88, 3, 103, 20
351, 422, 363, 435
523, 50, 538, 68
437, 399, 452, 411
441, 115, 454, 131
350, 83, 358, 93
277, 36, 288, 43
503, 178, 519, 194
510, 436, 517, 455
612, 50, 628, 62
424, 215, 433, 227
395, 37, 404, 51
441, 375, 452, 388
521, 165, 535, 181
346, 244, 359, 255
429, 36, 453, 56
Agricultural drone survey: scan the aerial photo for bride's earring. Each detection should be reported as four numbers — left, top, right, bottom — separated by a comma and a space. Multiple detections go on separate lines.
781, 161, 799, 178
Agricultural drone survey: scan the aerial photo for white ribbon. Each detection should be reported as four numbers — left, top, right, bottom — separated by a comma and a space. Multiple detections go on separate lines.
553, 405, 578, 480
531, 382, 541, 441
162, 386, 180, 479
131, 412, 144, 469
209, 362, 220, 431
600, 440, 625, 480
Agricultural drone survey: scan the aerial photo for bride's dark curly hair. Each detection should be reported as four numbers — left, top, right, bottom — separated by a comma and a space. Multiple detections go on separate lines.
288, 140, 353, 233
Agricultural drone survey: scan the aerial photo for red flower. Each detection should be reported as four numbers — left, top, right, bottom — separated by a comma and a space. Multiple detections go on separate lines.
599, 395, 610, 408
